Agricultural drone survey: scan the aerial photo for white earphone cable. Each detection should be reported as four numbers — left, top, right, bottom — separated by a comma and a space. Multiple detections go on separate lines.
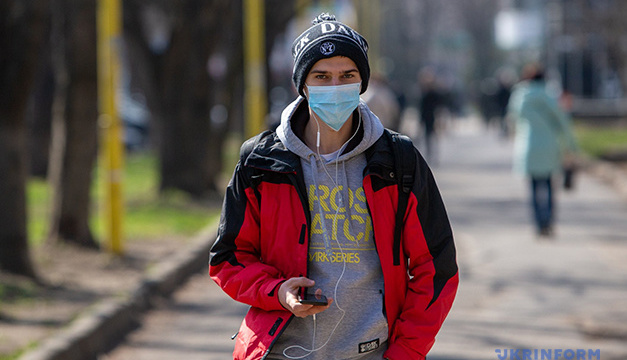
283, 110, 362, 359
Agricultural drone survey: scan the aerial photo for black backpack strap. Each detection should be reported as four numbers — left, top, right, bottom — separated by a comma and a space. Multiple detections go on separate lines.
239, 130, 272, 201
239, 130, 272, 164
386, 130, 416, 266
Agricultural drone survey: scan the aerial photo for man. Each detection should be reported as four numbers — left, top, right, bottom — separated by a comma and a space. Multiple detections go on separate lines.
210, 13, 458, 360
418, 67, 443, 163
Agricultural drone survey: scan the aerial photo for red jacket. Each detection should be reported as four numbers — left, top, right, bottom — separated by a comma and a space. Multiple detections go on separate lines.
210, 129, 458, 360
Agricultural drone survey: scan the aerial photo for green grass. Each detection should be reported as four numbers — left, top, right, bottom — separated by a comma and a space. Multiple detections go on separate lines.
0, 342, 38, 360
573, 121, 627, 158
26, 178, 50, 246
91, 152, 220, 242
26, 151, 222, 248
0, 281, 37, 301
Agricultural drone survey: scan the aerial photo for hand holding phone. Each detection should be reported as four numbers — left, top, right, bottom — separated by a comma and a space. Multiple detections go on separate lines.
299, 291, 328, 306
278, 277, 331, 317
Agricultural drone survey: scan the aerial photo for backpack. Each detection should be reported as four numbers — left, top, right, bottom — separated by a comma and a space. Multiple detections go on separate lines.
385, 130, 417, 266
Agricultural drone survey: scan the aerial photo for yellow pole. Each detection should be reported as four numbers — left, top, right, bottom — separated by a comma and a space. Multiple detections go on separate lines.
97, 0, 124, 255
243, 0, 267, 139
356, 0, 381, 71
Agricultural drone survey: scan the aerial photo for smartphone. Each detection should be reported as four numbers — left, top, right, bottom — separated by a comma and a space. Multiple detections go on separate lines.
299, 292, 328, 306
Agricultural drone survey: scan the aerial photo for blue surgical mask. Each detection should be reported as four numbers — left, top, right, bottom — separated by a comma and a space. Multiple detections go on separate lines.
306, 82, 361, 131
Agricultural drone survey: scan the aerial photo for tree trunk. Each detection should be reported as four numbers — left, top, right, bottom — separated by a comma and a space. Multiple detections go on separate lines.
265, 0, 299, 121
0, 0, 49, 278
122, 1, 298, 198
157, 1, 229, 197
0, 118, 36, 278
205, 0, 243, 188
158, 9, 212, 197
28, 59, 55, 178
47, 0, 99, 248
124, 0, 236, 198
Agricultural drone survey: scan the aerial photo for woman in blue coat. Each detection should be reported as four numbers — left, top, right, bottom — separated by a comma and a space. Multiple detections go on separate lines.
507, 64, 578, 237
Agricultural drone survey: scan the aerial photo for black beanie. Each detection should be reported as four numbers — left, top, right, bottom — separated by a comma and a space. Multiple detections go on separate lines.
291, 13, 370, 97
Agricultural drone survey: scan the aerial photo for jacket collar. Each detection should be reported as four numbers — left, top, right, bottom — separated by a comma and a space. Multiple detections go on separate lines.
243, 126, 395, 180
243, 131, 301, 174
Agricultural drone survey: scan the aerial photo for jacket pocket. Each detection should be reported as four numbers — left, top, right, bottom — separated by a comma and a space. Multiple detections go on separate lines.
269, 317, 284, 336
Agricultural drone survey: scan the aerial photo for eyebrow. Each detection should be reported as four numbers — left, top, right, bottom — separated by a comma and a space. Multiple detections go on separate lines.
309, 68, 359, 74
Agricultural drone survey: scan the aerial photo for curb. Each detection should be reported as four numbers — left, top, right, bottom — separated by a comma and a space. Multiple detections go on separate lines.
18, 223, 218, 360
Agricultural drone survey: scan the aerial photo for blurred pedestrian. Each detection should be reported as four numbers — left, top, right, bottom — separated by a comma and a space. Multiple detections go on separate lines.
210, 13, 458, 360
495, 68, 516, 137
507, 63, 579, 237
362, 74, 401, 131
418, 68, 444, 163
478, 76, 499, 129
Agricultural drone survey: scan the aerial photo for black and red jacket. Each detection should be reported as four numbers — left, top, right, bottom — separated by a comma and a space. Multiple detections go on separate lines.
210, 128, 458, 360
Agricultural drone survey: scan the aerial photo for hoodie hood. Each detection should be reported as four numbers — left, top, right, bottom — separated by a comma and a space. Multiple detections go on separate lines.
276, 97, 384, 163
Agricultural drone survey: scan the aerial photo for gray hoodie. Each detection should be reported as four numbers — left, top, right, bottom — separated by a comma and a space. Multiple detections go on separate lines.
269, 97, 388, 359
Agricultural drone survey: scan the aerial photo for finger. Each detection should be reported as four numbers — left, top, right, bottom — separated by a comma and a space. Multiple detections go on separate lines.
302, 302, 332, 317
292, 295, 333, 318
289, 277, 315, 289
292, 303, 315, 318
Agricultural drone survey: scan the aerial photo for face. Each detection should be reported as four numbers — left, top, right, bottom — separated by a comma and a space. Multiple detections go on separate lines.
304, 56, 361, 90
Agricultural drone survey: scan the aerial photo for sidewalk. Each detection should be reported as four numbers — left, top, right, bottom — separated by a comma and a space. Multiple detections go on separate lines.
428, 118, 627, 359
101, 117, 627, 359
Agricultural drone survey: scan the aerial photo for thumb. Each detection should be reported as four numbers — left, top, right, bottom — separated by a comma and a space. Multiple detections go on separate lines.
291, 277, 315, 288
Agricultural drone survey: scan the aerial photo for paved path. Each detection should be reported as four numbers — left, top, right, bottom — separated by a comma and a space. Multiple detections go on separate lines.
100, 273, 246, 360
427, 120, 627, 360
102, 118, 627, 360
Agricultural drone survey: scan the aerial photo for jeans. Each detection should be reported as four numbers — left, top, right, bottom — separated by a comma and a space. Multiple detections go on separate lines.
530, 176, 553, 232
